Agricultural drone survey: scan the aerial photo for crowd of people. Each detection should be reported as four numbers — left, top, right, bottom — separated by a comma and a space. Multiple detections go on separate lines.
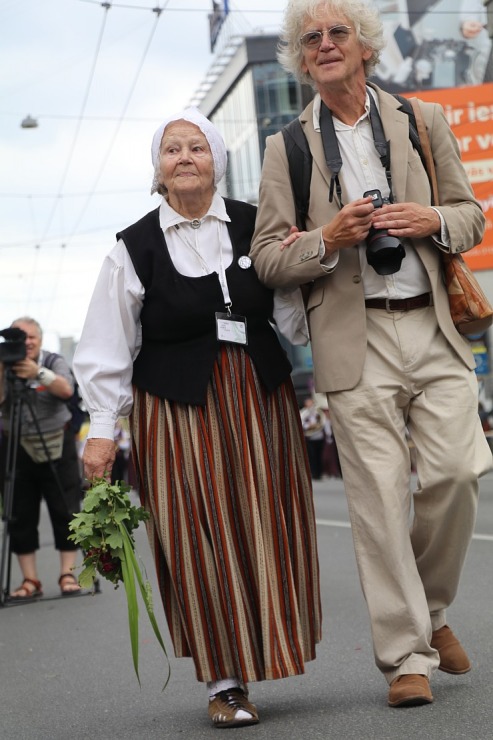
1, 0, 491, 730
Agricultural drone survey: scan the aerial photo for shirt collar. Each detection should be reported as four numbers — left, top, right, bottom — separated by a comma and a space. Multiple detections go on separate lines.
312, 87, 377, 132
159, 191, 230, 231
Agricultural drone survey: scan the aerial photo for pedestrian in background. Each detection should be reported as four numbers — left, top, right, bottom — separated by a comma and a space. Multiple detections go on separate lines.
322, 408, 341, 479
301, 396, 325, 479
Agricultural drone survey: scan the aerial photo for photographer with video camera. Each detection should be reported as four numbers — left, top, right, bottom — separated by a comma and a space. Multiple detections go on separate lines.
251, 0, 492, 709
0, 317, 81, 600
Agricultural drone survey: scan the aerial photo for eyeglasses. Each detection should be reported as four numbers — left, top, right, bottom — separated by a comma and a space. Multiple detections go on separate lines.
300, 25, 352, 48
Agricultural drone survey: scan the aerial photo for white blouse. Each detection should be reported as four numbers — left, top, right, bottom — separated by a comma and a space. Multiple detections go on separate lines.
73, 193, 234, 440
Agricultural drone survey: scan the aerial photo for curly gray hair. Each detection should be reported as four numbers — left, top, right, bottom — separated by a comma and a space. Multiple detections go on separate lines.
277, 0, 385, 87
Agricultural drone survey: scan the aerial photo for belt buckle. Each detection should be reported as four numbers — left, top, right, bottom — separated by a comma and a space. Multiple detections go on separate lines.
385, 297, 394, 312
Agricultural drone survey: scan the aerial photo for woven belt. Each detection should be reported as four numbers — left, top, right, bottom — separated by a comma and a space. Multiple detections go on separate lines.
365, 292, 433, 312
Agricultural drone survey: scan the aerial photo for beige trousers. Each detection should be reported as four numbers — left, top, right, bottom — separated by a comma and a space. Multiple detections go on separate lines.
327, 306, 492, 684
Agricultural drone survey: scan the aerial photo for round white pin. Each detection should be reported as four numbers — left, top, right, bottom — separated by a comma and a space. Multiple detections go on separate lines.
238, 256, 252, 269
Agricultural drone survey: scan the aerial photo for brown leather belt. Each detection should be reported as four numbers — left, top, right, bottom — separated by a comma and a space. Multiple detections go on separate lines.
365, 293, 433, 311
365, 292, 433, 312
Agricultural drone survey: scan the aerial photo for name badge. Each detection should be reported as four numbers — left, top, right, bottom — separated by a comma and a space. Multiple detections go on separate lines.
215, 312, 248, 345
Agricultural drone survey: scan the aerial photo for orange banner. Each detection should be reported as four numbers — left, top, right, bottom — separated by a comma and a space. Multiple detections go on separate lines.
410, 84, 493, 271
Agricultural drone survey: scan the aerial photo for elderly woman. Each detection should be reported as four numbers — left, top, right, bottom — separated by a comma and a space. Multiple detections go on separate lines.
73, 108, 321, 728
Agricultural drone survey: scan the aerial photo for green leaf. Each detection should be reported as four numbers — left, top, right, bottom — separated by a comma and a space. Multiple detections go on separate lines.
78, 563, 97, 589
82, 488, 104, 511
68, 478, 170, 689
120, 524, 170, 691
113, 508, 131, 524
121, 530, 140, 686
105, 530, 124, 550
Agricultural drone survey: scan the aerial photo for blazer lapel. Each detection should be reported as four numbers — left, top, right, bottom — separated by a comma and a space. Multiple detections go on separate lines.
300, 101, 332, 190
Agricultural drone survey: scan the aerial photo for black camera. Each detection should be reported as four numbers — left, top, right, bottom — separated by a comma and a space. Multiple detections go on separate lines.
364, 189, 406, 276
0, 328, 27, 365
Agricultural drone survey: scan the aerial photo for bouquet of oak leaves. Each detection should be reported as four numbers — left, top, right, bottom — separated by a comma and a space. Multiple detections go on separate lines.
69, 478, 170, 688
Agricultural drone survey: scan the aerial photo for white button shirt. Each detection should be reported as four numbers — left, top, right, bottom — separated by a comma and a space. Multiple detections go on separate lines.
312, 89, 440, 300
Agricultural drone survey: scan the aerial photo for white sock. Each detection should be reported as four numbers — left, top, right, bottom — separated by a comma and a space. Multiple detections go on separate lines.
207, 678, 253, 719
207, 677, 241, 699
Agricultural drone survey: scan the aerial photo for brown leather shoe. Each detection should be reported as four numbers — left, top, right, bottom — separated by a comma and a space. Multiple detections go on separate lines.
388, 674, 433, 708
431, 625, 471, 674
208, 688, 259, 727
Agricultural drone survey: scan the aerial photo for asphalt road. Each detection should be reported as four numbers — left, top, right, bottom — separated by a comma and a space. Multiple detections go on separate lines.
1, 473, 492, 740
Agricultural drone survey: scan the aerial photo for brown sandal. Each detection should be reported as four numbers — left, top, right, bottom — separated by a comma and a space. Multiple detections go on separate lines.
10, 577, 43, 600
58, 572, 81, 596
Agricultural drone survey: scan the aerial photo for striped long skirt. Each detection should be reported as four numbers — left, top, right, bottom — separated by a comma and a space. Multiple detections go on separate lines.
130, 345, 321, 683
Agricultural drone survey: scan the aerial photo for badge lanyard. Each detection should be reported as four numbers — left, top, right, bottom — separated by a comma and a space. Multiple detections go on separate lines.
174, 221, 248, 345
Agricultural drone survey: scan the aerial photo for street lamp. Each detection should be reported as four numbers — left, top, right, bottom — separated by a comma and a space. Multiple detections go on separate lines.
20, 115, 38, 129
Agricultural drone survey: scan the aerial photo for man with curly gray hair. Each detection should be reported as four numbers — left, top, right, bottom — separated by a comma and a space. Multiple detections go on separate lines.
251, 0, 492, 709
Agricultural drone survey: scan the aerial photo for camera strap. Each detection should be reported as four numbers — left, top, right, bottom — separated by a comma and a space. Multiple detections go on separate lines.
319, 94, 394, 205
368, 94, 393, 202
320, 102, 342, 204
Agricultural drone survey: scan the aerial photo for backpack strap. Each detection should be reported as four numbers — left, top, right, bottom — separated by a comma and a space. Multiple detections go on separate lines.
43, 351, 59, 370
281, 118, 312, 231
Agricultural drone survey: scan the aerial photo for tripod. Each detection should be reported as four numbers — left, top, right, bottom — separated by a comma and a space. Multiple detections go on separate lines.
0, 367, 66, 606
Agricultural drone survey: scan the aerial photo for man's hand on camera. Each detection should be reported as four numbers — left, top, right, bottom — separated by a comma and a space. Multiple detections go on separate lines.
321, 196, 375, 256
12, 357, 38, 381
371, 202, 441, 239
12, 358, 73, 399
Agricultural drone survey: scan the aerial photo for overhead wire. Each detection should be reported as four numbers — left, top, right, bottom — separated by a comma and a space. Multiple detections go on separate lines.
77, 0, 283, 11
75, 0, 453, 17
42, 3, 168, 326
27, 2, 112, 328
64, 2, 167, 243
37, 3, 112, 245
26, 245, 41, 313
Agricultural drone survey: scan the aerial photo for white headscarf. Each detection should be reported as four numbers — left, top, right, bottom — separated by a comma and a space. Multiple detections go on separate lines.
150, 107, 228, 195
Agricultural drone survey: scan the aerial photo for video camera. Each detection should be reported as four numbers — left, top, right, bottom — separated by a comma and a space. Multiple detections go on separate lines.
0, 328, 27, 365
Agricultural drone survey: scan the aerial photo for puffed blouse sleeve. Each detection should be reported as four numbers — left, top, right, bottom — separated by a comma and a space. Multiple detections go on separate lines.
73, 239, 144, 440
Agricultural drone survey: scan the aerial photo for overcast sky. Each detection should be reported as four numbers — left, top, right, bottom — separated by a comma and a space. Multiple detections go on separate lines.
0, 0, 285, 348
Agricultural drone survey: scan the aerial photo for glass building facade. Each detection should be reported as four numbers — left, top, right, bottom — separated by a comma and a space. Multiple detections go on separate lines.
210, 62, 306, 203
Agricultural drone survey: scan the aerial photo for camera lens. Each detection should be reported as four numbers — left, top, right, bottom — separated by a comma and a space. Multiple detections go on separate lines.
363, 190, 406, 275
366, 229, 406, 275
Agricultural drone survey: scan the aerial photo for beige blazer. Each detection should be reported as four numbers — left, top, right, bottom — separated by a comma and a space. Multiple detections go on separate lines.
250, 84, 485, 393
